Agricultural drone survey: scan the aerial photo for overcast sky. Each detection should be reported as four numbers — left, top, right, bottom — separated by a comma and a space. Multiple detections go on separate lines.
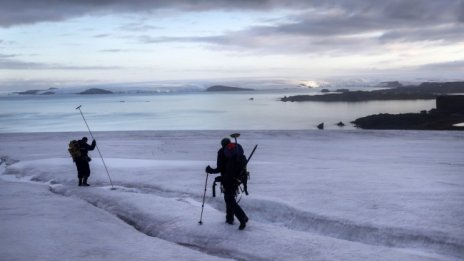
1, 0, 463, 90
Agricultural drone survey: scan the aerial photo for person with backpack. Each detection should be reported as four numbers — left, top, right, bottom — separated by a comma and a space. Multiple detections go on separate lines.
70, 137, 96, 186
206, 137, 249, 230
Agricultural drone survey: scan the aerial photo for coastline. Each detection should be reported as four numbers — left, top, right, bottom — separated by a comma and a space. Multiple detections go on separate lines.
280, 82, 464, 131
281, 81, 464, 103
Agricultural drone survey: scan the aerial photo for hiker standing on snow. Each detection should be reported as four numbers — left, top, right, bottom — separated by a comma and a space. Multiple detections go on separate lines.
75, 137, 96, 186
206, 137, 249, 230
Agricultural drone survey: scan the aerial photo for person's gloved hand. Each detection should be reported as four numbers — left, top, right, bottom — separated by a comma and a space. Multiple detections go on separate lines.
205, 165, 214, 174
92, 139, 96, 146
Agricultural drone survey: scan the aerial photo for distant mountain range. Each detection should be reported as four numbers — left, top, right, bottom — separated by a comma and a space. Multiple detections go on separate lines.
9, 81, 464, 97
11, 85, 255, 95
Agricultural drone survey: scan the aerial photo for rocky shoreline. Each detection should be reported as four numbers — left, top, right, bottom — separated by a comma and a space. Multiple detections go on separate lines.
352, 111, 464, 130
352, 95, 464, 130
281, 81, 464, 130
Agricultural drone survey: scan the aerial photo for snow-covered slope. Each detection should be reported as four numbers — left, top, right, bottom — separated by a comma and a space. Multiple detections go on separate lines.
1, 130, 463, 260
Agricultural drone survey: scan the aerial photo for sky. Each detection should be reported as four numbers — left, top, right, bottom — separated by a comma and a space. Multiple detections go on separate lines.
0, 0, 464, 90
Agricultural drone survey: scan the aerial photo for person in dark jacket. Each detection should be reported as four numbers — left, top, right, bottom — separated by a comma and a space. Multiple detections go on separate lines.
206, 138, 249, 230
75, 137, 96, 186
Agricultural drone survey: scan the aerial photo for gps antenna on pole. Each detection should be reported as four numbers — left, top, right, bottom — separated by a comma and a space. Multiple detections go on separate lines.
230, 133, 240, 143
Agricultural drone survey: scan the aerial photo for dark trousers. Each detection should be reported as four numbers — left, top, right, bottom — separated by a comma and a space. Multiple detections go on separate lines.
224, 193, 247, 223
75, 158, 90, 178
75, 158, 90, 185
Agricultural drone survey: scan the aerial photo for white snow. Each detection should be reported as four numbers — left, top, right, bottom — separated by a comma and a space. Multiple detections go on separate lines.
1, 130, 463, 260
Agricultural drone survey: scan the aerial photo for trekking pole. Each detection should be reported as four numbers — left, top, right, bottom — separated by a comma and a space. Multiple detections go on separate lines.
198, 171, 209, 225
76, 105, 114, 189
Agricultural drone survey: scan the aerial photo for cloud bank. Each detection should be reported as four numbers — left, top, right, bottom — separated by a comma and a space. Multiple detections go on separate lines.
2, 0, 463, 27
3, 1, 463, 54
1, 0, 463, 82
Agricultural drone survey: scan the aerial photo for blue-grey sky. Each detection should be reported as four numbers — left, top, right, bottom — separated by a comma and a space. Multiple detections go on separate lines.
1, 0, 463, 90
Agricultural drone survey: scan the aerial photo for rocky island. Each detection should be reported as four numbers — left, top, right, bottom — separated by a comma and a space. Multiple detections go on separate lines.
78, 88, 113, 94
206, 85, 254, 92
15, 87, 57, 95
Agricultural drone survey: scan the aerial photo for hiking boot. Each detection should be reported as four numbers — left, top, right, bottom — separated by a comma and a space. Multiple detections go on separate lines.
238, 217, 248, 230
226, 220, 234, 225
83, 183, 90, 186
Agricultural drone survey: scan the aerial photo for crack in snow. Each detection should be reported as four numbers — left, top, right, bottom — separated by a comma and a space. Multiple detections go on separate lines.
48, 185, 270, 261
46, 181, 464, 260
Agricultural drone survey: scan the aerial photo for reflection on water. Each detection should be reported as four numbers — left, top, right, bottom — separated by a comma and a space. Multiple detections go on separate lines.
0, 90, 436, 132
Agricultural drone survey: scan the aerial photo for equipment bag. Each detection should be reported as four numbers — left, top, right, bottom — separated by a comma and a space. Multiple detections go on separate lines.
68, 140, 81, 161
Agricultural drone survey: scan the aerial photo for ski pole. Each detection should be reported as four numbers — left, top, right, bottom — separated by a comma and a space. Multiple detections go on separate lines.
76, 105, 114, 189
198, 171, 209, 225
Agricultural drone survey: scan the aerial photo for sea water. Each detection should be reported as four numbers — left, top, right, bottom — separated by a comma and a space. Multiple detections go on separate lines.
0, 90, 436, 132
